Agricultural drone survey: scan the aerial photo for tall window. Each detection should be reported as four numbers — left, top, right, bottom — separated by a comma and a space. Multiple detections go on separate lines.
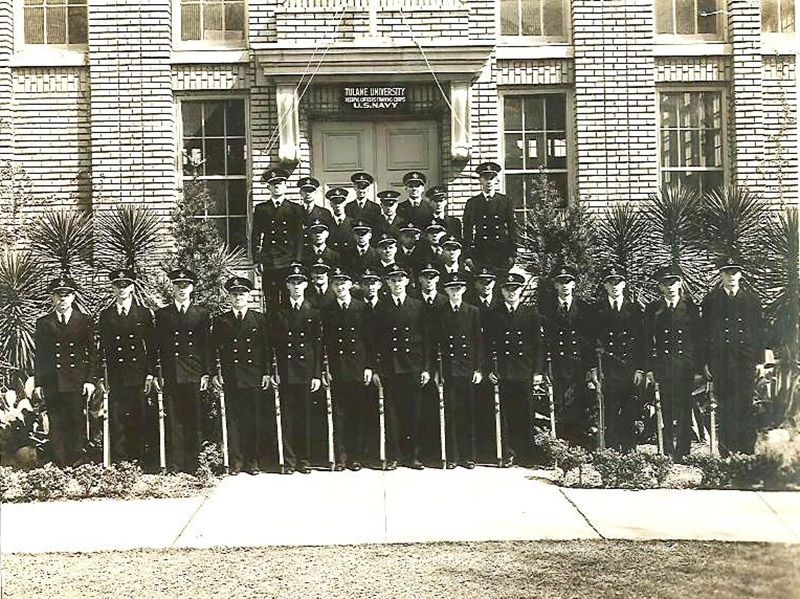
181, 99, 248, 252
659, 90, 725, 194
500, 0, 567, 40
655, 0, 722, 38
22, 0, 87, 46
180, 0, 245, 44
763, 0, 796, 33
503, 93, 569, 219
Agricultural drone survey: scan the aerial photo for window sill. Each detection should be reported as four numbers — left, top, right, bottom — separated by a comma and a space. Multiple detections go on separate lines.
10, 48, 88, 68
653, 42, 731, 57
761, 35, 798, 55
495, 44, 573, 60
170, 49, 250, 64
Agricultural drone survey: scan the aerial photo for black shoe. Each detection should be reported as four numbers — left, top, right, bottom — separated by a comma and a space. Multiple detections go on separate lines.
229, 468, 241, 476
385, 460, 398, 471
446, 461, 457, 469
501, 456, 514, 468
462, 461, 476, 470
348, 461, 362, 471
246, 467, 259, 476
407, 460, 424, 470
282, 466, 294, 475
298, 462, 312, 474
334, 462, 345, 472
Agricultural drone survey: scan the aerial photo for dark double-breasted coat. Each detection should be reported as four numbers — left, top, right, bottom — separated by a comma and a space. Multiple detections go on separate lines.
373, 296, 431, 377
35, 310, 96, 393
345, 200, 383, 234
540, 297, 594, 379
251, 200, 305, 270
155, 304, 213, 385
434, 302, 484, 379
485, 304, 544, 381
321, 299, 373, 383
329, 215, 354, 254
341, 245, 381, 281
462, 193, 517, 268
212, 309, 271, 390
98, 303, 156, 387
270, 301, 322, 385
397, 199, 434, 230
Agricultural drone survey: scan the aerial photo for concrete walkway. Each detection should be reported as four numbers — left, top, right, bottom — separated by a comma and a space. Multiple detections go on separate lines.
1, 467, 799, 554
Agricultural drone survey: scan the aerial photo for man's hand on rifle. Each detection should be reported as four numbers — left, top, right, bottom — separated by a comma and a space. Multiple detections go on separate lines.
488, 372, 499, 385
703, 364, 713, 381
83, 382, 96, 397
310, 378, 321, 393
633, 369, 645, 387
212, 374, 224, 391
587, 367, 598, 388
254, 263, 263, 275
33, 386, 43, 401
363, 368, 373, 386
199, 374, 210, 392
322, 370, 333, 388
420, 371, 431, 386
271, 372, 281, 387
472, 371, 483, 385
97, 378, 108, 395
261, 374, 271, 390
143, 374, 154, 394
645, 371, 655, 388
533, 373, 544, 386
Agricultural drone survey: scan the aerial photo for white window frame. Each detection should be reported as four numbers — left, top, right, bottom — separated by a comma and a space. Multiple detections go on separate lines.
498, 88, 575, 221
497, 0, 571, 45
176, 94, 252, 256
762, 0, 797, 33
654, 0, 726, 43
13, 0, 88, 64
172, 0, 248, 51
656, 86, 729, 194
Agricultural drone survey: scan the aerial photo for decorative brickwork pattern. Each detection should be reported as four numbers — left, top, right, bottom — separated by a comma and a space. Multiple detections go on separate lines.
172, 64, 252, 91
761, 55, 798, 206
655, 57, 731, 83
496, 59, 575, 86
0, 2, 12, 163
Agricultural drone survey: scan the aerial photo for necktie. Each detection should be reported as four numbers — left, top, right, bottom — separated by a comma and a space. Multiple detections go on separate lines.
236, 311, 243, 322
561, 302, 568, 314
180, 305, 186, 316
58, 313, 65, 325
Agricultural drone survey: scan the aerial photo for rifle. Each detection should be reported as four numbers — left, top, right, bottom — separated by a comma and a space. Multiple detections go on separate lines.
272, 352, 285, 473
436, 346, 447, 469
707, 380, 718, 457
546, 354, 556, 440
374, 374, 387, 470
102, 359, 110, 467
217, 361, 230, 473
491, 351, 503, 467
322, 349, 335, 472
156, 361, 167, 473
653, 380, 665, 455
595, 347, 606, 450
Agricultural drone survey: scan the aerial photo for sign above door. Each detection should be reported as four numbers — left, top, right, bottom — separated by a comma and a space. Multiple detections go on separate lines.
341, 85, 409, 112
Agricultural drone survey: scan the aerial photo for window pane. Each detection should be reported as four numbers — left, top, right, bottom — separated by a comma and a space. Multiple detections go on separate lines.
655, 0, 674, 34
504, 97, 523, 131
182, 102, 203, 138
682, 130, 701, 166
46, 6, 67, 44
182, 3, 201, 41
204, 139, 226, 175
227, 139, 246, 175
226, 99, 245, 136
781, 0, 796, 32
229, 180, 247, 215
542, 0, 564, 36
203, 2, 224, 41
24, 6, 45, 44
545, 94, 566, 130
661, 131, 679, 168
183, 139, 204, 175
505, 133, 524, 170
206, 180, 227, 216
505, 174, 525, 210
211, 218, 228, 241
500, 0, 519, 35
229, 217, 247, 251
701, 92, 722, 129
526, 132, 546, 168
67, 5, 87, 44
702, 129, 722, 167
224, 2, 245, 39
521, 0, 542, 36
524, 97, 545, 131
700, 170, 724, 192
547, 132, 568, 169
204, 101, 225, 137
660, 94, 678, 128
548, 172, 568, 205
763, 0, 779, 32
697, 0, 718, 34
675, 0, 695, 34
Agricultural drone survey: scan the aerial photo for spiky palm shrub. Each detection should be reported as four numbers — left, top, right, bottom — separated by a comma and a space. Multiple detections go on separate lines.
762, 207, 800, 425
0, 251, 47, 379
595, 202, 652, 305
167, 179, 247, 314
95, 204, 163, 310
517, 172, 598, 303
643, 184, 712, 304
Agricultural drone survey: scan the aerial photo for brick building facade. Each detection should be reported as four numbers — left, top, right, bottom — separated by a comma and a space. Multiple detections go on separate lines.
0, 0, 796, 256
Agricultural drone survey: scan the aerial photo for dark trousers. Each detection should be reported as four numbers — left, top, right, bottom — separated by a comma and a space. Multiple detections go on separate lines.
110, 384, 147, 464
333, 381, 367, 465
552, 370, 592, 449
262, 266, 290, 315
418, 378, 442, 464
499, 379, 533, 464
601, 365, 640, 451
384, 373, 422, 464
474, 381, 507, 463
44, 388, 84, 467
654, 364, 693, 459
280, 383, 311, 469
444, 376, 476, 464
166, 382, 202, 473
226, 387, 261, 470
712, 358, 756, 454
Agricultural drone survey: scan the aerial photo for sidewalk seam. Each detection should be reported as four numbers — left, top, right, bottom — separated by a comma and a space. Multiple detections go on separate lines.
755, 492, 800, 543
170, 490, 213, 547
558, 488, 606, 540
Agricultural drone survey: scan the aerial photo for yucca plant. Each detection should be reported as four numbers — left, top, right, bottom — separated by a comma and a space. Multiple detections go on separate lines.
95, 204, 163, 310
595, 202, 652, 305
644, 183, 712, 304
762, 207, 800, 425
0, 251, 47, 378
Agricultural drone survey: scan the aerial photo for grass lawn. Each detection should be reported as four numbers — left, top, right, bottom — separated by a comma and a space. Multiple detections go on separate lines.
2, 540, 798, 598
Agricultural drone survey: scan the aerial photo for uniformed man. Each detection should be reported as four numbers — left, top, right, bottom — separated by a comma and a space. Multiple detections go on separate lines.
298, 177, 334, 233
701, 253, 765, 454
34, 276, 96, 467
397, 221, 432, 282
154, 268, 212, 473
376, 190, 406, 241
644, 265, 700, 461
321, 267, 374, 471
270, 264, 322, 474
97, 268, 156, 465
307, 257, 336, 310
341, 220, 381, 282
463, 162, 517, 270
397, 171, 434, 229
486, 270, 543, 467
302, 218, 340, 271
373, 264, 431, 469
424, 220, 447, 260
212, 276, 270, 475
591, 264, 645, 451
435, 272, 484, 469
375, 232, 399, 275
326, 188, 353, 255
438, 235, 467, 278
426, 185, 462, 240
346, 172, 382, 233
252, 168, 305, 314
